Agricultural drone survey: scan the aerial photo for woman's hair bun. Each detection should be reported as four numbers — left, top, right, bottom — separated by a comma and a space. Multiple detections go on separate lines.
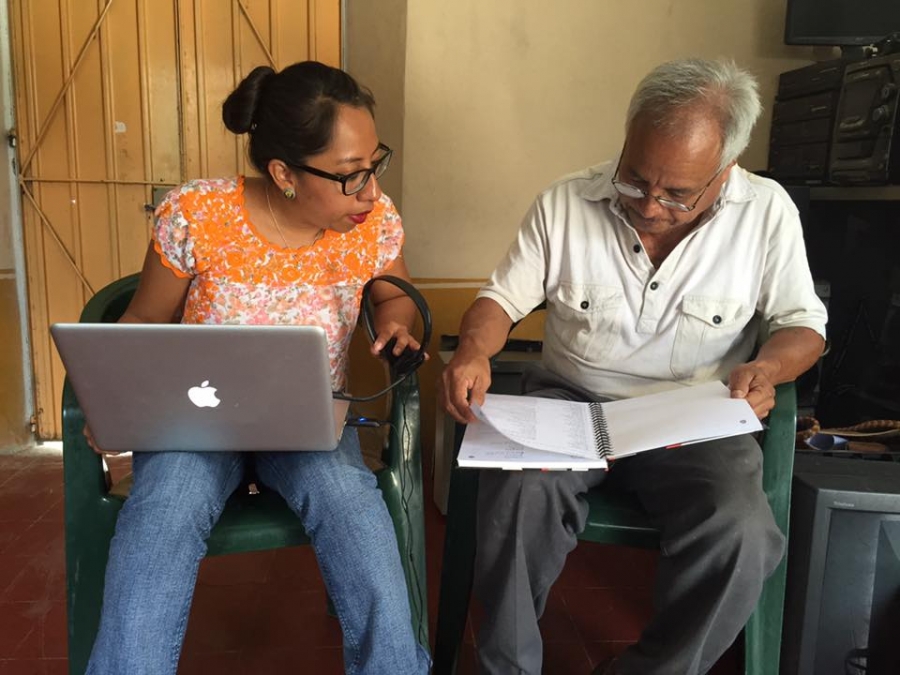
222, 65, 276, 134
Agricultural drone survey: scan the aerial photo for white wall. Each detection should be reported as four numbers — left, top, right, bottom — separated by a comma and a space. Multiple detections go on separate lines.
400, 0, 823, 278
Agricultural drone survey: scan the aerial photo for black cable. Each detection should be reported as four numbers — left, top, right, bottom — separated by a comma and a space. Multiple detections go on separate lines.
828, 299, 879, 380
333, 372, 412, 403
339, 275, 431, 403
338, 275, 430, 645
344, 416, 388, 428
844, 647, 867, 674
392, 377, 428, 648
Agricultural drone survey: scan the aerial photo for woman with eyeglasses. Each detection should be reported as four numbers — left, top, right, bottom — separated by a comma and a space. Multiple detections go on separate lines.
84, 61, 431, 675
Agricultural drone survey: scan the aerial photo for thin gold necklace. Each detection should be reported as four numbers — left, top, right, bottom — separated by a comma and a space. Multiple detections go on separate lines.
265, 184, 290, 248
264, 184, 324, 248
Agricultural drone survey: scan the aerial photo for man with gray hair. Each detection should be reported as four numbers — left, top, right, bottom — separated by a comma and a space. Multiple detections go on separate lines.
440, 58, 827, 674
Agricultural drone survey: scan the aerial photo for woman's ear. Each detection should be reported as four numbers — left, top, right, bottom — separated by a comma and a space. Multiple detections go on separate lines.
267, 159, 295, 193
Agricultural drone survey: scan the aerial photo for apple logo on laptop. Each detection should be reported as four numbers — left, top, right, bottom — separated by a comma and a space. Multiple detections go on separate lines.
188, 380, 221, 408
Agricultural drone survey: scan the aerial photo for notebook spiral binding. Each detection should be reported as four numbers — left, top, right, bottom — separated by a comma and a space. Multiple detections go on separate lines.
588, 402, 612, 459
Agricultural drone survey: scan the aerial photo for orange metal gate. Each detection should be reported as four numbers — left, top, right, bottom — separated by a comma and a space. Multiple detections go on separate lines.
9, 0, 340, 438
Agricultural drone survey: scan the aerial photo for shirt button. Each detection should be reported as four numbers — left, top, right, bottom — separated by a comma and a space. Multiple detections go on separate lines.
580, 300, 590, 309
713, 315, 722, 324
649, 281, 659, 290
633, 244, 641, 253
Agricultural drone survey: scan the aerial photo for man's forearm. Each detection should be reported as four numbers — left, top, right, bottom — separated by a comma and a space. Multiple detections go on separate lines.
456, 297, 515, 360
754, 327, 826, 384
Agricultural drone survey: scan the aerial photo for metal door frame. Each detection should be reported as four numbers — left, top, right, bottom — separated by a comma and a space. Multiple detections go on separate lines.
0, 0, 34, 436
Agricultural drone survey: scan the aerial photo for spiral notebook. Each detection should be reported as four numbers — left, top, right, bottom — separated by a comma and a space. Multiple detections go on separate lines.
458, 381, 762, 470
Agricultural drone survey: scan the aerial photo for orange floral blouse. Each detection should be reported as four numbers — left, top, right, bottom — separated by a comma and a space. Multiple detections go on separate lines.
152, 177, 404, 389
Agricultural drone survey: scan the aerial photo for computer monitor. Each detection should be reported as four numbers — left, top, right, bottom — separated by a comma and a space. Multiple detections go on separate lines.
784, 0, 900, 47
782, 453, 900, 675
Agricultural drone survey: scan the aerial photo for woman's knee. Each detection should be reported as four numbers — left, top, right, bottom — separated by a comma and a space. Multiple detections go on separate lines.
122, 452, 243, 536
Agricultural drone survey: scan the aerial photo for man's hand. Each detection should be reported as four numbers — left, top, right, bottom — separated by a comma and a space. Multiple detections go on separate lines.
439, 297, 517, 423
440, 349, 493, 424
727, 362, 776, 419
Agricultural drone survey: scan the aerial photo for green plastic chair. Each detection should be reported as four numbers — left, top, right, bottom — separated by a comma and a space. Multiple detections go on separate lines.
433, 375, 797, 675
62, 273, 429, 674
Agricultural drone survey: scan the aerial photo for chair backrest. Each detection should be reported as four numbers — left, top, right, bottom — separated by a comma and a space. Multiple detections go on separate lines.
80, 273, 141, 323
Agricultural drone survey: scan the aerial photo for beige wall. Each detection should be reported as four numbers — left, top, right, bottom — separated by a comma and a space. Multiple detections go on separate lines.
344, 0, 407, 210
343, 0, 832, 452
400, 0, 823, 278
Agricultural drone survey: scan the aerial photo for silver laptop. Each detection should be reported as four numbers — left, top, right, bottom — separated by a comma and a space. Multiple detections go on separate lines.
50, 323, 349, 452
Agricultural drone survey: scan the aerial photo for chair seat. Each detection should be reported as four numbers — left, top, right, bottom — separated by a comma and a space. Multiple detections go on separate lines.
105, 444, 390, 559
113, 477, 312, 556
582, 488, 660, 549
207, 489, 310, 556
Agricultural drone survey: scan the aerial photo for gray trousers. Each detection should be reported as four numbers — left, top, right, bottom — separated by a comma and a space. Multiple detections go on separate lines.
473, 368, 786, 675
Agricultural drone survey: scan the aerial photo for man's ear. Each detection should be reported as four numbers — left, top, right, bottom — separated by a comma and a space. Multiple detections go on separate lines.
721, 160, 737, 182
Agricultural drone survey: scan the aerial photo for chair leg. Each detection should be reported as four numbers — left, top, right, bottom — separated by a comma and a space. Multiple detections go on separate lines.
66, 500, 122, 675
433, 451, 481, 675
743, 554, 788, 675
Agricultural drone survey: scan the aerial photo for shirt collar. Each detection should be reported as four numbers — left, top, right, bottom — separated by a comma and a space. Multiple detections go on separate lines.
576, 160, 619, 203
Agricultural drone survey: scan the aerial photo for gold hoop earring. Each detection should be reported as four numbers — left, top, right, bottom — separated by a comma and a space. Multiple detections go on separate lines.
283, 187, 296, 200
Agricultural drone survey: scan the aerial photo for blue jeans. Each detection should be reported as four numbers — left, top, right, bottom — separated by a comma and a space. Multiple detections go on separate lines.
86, 429, 430, 674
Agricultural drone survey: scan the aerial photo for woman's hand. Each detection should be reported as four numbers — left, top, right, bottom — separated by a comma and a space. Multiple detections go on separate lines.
370, 322, 428, 361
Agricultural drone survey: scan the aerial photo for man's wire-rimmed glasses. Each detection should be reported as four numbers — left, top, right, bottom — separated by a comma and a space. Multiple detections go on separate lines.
611, 150, 721, 213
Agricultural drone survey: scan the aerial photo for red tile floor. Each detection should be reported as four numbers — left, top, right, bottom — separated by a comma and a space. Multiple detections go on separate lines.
0, 444, 740, 674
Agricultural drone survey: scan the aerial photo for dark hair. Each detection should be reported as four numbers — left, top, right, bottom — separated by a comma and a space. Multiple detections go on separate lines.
222, 61, 376, 175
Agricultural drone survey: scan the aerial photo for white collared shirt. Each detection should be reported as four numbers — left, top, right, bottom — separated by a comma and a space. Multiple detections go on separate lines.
478, 161, 828, 400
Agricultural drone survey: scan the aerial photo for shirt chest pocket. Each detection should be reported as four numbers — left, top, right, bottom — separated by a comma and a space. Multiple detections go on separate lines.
671, 295, 749, 380
548, 283, 624, 362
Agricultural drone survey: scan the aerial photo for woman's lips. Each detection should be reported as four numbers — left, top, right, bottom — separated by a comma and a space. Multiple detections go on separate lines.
349, 211, 371, 224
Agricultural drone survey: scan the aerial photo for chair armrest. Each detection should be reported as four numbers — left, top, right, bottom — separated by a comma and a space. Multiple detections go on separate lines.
760, 381, 797, 535
375, 372, 429, 647
62, 377, 115, 501
64, 275, 141, 505
380, 373, 421, 472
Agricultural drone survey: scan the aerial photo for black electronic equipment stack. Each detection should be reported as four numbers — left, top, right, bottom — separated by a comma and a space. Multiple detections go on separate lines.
768, 59, 845, 184
829, 53, 900, 185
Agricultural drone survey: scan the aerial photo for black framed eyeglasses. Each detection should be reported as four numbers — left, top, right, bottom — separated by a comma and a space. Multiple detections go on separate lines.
611, 150, 721, 213
290, 143, 393, 196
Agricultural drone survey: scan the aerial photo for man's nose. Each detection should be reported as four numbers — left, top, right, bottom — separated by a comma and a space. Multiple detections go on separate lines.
634, 193, 667, 219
